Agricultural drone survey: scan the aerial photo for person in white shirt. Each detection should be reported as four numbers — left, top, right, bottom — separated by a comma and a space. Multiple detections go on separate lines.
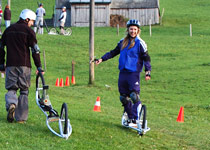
58, 6, 67, 35
34, 3, 45, 34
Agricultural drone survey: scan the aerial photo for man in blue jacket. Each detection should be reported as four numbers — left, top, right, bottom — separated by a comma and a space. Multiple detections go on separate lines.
95, 19, 151, 126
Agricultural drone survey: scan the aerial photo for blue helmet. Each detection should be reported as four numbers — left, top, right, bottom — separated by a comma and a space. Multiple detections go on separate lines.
126, 19, 140, 28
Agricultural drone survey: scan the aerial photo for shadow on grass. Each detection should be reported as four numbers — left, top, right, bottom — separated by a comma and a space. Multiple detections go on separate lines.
199, 63, 210, 66
184, 104, 210, 111
72, 115, 140, 136
0, 114, 58, 138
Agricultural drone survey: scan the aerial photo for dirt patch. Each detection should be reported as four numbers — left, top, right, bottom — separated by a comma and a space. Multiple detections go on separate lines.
110, 15, 128, 27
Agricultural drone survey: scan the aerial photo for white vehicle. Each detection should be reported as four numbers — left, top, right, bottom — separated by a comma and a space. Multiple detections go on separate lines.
43, 19, 72, 36
36, 72, 72, 139
121, 104, 150, 136
48, 27, 72, 36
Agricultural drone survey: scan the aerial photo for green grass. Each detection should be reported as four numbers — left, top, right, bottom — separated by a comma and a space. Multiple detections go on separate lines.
0, 0, 210, 149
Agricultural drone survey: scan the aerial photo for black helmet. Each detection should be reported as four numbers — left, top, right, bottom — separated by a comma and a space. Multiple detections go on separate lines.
126, 19, 140, 28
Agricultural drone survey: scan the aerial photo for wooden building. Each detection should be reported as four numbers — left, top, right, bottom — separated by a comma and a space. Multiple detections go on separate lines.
53, 0, 160, 27
110, 0, 160, 26
70, 0, 111, 27
54, 0, 71, 27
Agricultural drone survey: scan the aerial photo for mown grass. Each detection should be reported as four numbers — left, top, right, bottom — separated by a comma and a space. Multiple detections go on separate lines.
0, 0, 209, 150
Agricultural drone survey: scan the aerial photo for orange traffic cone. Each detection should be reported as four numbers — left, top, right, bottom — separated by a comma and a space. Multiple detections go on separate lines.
55, 78, 59, 87
177, 107, 184, 122
59, 78, 64, 87
71, 75, 76, 85
93, 96, 101, 112
65, 76, 70, 86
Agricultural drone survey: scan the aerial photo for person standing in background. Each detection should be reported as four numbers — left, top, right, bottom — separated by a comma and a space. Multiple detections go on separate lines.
58, 6, 67, 35
34, 3, 45, 34
4, 5, 11, 28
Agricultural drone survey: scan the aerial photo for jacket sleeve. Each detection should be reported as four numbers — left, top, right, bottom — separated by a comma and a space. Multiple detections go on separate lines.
32, 53, 41, 68
0, 35, 6, 65
101, 42, 121, 61
140, 42, 151, 72
59, 13, 64, 21
28, 29, 42, 68
142, 51, 151, 71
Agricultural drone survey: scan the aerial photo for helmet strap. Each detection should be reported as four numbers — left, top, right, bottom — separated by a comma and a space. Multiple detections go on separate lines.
25, 18, 30, 22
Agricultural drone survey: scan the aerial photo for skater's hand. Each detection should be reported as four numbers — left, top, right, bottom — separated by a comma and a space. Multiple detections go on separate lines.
145, 71, 151, 81
36, 67, 45, 75
95, 59, 102, 65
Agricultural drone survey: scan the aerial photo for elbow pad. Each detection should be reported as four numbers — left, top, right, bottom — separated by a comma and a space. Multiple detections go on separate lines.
0, 40, 4, 50
31, 44, 40, 54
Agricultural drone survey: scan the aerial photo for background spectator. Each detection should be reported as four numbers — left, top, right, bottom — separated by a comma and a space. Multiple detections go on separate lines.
4, 5, 11, 28
34, 3, 46, 34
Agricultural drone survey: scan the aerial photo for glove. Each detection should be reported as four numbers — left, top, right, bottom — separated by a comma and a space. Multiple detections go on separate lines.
0, 64, 5, 71
95, 58, 103, 65
145, 71, 151, 81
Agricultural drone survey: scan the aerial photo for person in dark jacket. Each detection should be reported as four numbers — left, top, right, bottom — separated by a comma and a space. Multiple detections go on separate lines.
3, 5, 11, 28
95, 19, 151, 127
0, 9, 43, 123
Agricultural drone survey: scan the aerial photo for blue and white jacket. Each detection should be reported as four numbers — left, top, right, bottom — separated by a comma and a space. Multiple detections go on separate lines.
101, 36, 151, 73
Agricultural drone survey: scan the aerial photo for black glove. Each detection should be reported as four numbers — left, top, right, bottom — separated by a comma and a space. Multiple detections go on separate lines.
0, 64, 5, 71
145, 71, 151, 81
94, 59, 99, 62
145, 71, 151, 77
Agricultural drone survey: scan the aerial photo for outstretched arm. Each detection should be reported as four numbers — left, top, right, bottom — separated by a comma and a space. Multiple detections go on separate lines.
96, 42, 121, 65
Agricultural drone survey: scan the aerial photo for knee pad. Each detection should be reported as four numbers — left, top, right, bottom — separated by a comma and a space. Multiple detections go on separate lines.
130, 92, 140, 104
120, 94, 129, 106
7, 90, 17, 95
20, 90, 29, 96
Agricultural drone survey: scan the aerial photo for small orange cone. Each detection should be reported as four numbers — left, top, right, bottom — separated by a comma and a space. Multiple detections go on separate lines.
65, 76, 70, 86
177, 107, 184, 122
55, 78, 59, 87
71, 75, 76, 85
93, 96, 101, 112
59, 78, 64, 87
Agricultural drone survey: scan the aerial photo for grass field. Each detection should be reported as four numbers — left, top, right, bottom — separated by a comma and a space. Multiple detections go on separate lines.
0, 0, 209, 149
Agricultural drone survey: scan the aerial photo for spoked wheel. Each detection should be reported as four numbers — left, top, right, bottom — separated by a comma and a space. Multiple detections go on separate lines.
36, 73, 45, 100
138, 105, 146, 136
49, 28, 57, 34
60, 103, 68, 134
64, 28, 72, 36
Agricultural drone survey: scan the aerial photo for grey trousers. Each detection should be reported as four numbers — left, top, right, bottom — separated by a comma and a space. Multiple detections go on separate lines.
34, 17, 44, 34
5, 66, 31, 121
